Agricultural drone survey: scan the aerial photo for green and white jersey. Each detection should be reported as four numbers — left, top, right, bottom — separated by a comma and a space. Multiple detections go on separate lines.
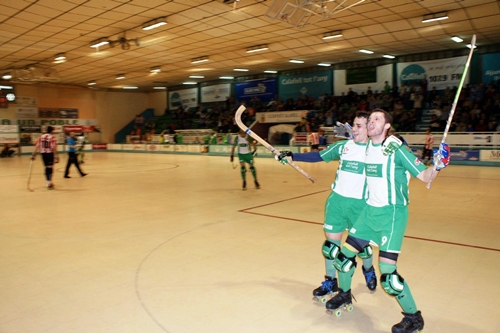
365, 139, 427, 207
233, 135, 252, 154
320, 140, 367, 200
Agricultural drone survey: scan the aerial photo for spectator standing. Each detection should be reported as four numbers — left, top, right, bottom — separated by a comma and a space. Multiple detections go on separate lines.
64, 132, 87, 179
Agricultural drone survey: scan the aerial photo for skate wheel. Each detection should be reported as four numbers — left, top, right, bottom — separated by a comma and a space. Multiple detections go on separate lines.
320, 296, 328, 304
346, 304, 354, 312
334, 309, 342, 317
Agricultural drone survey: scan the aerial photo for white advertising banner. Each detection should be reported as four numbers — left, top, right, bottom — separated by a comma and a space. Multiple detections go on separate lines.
334, 64, 392, 95
168, 88, 198, 110
397, 56, 469, 91
123, 144, 146, 151
16, 96, 38, 107
0, 118, 98, 126
480, 150, 500, 162
0, 133, 19, 143
15, 107, 38, 119
0, 125, 19, 133
256, 110, 309, 124
201, 84, 230, 103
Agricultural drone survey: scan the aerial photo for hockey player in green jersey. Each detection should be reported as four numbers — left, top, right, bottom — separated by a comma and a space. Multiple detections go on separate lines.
230, 129, 259, 190
276, 111, 377, 303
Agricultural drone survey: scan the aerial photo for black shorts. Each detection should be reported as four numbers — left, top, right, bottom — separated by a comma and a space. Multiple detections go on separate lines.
311, 144, 319, 150
42, 153, 54, 167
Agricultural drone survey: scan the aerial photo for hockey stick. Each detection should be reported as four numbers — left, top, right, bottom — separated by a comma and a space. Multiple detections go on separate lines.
234, 105, 316, 183
426, 34, 476, 189
27, 159, 34, 192
231, 161, 238, 169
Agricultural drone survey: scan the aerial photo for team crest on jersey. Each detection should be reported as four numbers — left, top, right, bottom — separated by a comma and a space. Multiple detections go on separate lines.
343, 147, 349, 154
415, 158, 421, 165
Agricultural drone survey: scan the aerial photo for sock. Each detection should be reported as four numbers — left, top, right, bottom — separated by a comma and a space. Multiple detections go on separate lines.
362, 256, 373, 270
379, 262, 418, 313
325, 239, 340, 278
250, 166, 257, 181
240, 166, 246, 181
337, 246, 357, 291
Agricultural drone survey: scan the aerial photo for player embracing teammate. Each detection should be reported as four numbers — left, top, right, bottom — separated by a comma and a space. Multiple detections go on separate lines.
277, 109, 450, 333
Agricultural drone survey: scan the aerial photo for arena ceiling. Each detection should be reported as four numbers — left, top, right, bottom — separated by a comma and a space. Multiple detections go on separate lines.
1, 0, 500, 91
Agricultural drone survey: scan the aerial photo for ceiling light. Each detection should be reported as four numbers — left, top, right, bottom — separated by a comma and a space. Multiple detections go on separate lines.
246, 45, 269, 53
322, 30, 343, 40
123, 86, 138, 89
234, 68, 249, 72
191, 56, 209, 64
383, 55, 395, 59
422, 12, 448, 23
153, 87, 167, 90
289, 59, 304, 64
2, 72, 12, 80
183, 82, 197, 85
359, 49, 374, 54
451, 36, 463, 43
264, 70, 277, 74
54, 53, 66, 61
116, 74, 126, 80
219, 76, 234, 80
87, 81, 96, 86
467, 44, 477, 49
0, 85, 14, 89
318, 63, 331, 67
189, 75, 205, 79
90, 37, 109, 48
142, 17, 167, 31
150, 66, 161, 73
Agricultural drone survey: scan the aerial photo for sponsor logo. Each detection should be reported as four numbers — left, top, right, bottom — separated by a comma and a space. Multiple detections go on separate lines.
400, 64, 426, 85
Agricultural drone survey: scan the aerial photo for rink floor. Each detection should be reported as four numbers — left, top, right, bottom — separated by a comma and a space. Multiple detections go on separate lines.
1, 152, 499, 333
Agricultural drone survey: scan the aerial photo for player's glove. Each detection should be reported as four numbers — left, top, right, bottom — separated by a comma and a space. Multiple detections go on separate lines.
230, 155, 234, 162
252, 150, 257, 157
432, 142, 450, 171
275, 151, 293, 165
333, 121, 353, 140
382, 135, 403, 156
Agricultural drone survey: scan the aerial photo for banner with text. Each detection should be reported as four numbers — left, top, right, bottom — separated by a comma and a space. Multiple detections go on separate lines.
481, 53, 500, 84
0, 118, 98, 126
235, 78, 277, 103
397, 56, 468, 91
256, 110, 309, 123
278, 71, 332, 101
201, 84, 231, 103
169, 88, 198, 110
334, 64, 392, 96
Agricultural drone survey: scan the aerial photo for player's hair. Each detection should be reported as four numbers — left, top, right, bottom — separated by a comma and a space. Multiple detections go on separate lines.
47, 126, 54, 133
355, 111, 370, 120
371, 108, 393, 125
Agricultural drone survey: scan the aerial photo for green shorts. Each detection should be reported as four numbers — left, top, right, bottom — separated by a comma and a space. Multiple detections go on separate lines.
324, 192, 365, 234
238, 153, 254, 164
349, 204, 409, 253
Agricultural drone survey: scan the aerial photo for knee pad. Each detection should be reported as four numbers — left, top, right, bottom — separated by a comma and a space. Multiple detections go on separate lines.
333, 252, 357, 273
240, 166, 246, 172
322, 240, 340, 260
381, 271, 405, 296
358, 245, 373, 260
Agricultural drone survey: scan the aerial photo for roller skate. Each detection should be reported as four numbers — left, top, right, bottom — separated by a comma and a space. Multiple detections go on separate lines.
242, 181, 246, 191
392, 311, 424, 333
254, 180, 260, 189
362, 265, 377, 291
325, 288, 353, 317
312, 276, 338, 304
47, 183, 55, 190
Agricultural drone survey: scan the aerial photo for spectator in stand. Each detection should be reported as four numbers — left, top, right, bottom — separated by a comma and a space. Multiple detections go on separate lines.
383, 81, 391, 95
421, 129, 434, 165
1, 144, 15, 157
475, 119, 489, 132
412, 91, 424, 120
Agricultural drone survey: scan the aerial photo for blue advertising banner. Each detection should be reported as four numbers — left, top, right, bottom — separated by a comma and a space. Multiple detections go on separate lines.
481, 53, 500, 84
235, 78, 277, 103
278, 71, 332, 101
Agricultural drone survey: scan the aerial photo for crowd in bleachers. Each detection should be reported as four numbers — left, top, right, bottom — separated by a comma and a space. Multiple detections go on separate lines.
142, 80, 500, 137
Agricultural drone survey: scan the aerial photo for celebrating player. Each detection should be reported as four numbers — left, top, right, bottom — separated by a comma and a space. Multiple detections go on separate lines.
276, 111, 377, 303
327, 109, 449, 333
230, 129, 260, 190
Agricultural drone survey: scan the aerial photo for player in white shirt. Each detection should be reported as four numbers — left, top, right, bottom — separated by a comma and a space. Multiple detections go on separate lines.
276, 112, 377, 304
230, 130, 259, 190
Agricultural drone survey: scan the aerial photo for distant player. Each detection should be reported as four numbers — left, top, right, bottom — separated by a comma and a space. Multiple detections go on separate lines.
230, 130, 260, 190
31, 126, 59, 190
77, 135, 86, 164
